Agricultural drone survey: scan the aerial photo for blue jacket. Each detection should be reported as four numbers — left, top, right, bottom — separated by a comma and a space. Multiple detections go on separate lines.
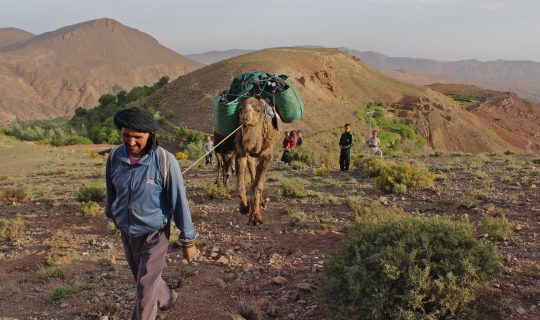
105, 145, 196, 241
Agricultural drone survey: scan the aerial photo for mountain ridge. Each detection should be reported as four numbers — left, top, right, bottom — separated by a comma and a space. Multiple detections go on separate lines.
148, 47, 539, 153
0, 18, 204, 124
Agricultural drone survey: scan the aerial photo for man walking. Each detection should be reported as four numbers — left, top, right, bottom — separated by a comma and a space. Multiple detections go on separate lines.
339, 123, 354, 172
105, 106, 197, 320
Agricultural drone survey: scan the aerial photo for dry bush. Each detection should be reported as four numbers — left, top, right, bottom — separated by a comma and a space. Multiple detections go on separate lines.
0, 217, 26, 241
3, 187, 27, 204
80, 201, 101, 217
374, 161, 435, 193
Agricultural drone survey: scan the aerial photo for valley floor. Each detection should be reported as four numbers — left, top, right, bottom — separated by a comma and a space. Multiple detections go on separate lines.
0, 135, 539, 319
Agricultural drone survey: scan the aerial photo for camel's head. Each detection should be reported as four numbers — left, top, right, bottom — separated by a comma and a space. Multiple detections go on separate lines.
239, 97, 265, 127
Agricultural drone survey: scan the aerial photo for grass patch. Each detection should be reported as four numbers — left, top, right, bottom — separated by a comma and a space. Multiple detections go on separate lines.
479, 215, 513, 240
288, 208, 307, 226
89, 302, 117, 316
326, 195, 340, 204
48, 285, 78, 301
40, 267, 72, 280
290, 160, 307, 170
204, 183, 230, 199
312, 164, 330, 177
458, 197, 478, 209
279, 179, 307, 198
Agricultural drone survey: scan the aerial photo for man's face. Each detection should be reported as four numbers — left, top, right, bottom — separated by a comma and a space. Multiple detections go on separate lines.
121, 128, 150, 157
345, 126, 350, 132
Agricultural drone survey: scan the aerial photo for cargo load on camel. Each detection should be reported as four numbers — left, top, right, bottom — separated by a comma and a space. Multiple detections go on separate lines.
213, 71, 304, 136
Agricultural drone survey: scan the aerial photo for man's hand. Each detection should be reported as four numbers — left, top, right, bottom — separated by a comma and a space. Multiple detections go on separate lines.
182, 244, 198, 262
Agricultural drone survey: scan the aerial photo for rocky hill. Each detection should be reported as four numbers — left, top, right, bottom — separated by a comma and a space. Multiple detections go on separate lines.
0, 27, 34, 49
0, 18, 204, 124
148, 47, 538, 153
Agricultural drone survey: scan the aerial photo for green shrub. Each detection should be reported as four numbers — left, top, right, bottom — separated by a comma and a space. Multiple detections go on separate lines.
279, 179, 307, 198
348, 199, 405, 220
204, 183, 230, 199
318, 213, 501, 320
185, 142, 205, 161
80, 201, 100, 217
358, 156, 387, 177
480, 215, 513, 240
374, 161, 435, 193
0, 217, 26, 241
458, 197, 478, 209
290, 147, 315, 165
3, 187, 26, 204
48, 285, 77, 301
76, 181, 106, 202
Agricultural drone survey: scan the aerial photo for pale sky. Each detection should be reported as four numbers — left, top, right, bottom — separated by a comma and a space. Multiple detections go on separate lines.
1, 0, 538, 62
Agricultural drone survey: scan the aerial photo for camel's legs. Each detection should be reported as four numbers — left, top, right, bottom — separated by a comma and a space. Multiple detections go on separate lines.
247, 156, 256, 182
236, 155, 249, 215
249, 156, 271, 225
215, 153, 223, 185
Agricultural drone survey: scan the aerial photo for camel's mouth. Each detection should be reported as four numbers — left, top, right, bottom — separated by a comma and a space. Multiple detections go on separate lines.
240, 120, 255, 127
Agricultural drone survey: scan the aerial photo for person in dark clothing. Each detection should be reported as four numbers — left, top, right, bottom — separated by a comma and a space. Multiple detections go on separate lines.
339, 124, 354, 171
296, 130, 303, 147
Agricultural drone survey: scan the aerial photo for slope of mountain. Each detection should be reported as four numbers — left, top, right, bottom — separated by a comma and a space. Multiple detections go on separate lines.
348, 49, 540, 103
187, 49, 254, 64
148, 47, 538, 153
0, 28, 34, 49
0, 18, 204, 124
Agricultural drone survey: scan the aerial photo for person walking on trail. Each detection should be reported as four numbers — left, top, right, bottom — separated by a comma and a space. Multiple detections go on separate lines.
105, 106, 197, 320
367, 130, 383, 157
339, 123, 354, 172
203, 135, 214, 165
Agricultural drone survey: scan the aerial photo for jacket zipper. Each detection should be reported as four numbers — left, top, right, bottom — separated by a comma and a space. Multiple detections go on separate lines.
127, 166, 134, 231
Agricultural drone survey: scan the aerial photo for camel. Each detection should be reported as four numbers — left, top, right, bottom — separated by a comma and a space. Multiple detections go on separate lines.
235, 96, 279, 225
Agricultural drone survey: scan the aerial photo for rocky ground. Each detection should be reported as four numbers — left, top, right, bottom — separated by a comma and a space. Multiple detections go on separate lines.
0, 136, 539, 319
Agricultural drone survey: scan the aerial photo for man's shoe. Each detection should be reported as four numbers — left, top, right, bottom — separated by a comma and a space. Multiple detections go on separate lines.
156, 290, 178, 320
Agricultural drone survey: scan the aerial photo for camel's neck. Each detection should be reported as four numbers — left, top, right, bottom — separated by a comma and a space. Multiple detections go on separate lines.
241, 122, 265, 153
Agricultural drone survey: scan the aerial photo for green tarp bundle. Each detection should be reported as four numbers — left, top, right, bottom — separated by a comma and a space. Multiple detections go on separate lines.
213, 71, 304, 136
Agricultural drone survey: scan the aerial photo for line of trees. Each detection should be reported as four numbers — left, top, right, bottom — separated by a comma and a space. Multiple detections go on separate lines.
4, 76, 171, 145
